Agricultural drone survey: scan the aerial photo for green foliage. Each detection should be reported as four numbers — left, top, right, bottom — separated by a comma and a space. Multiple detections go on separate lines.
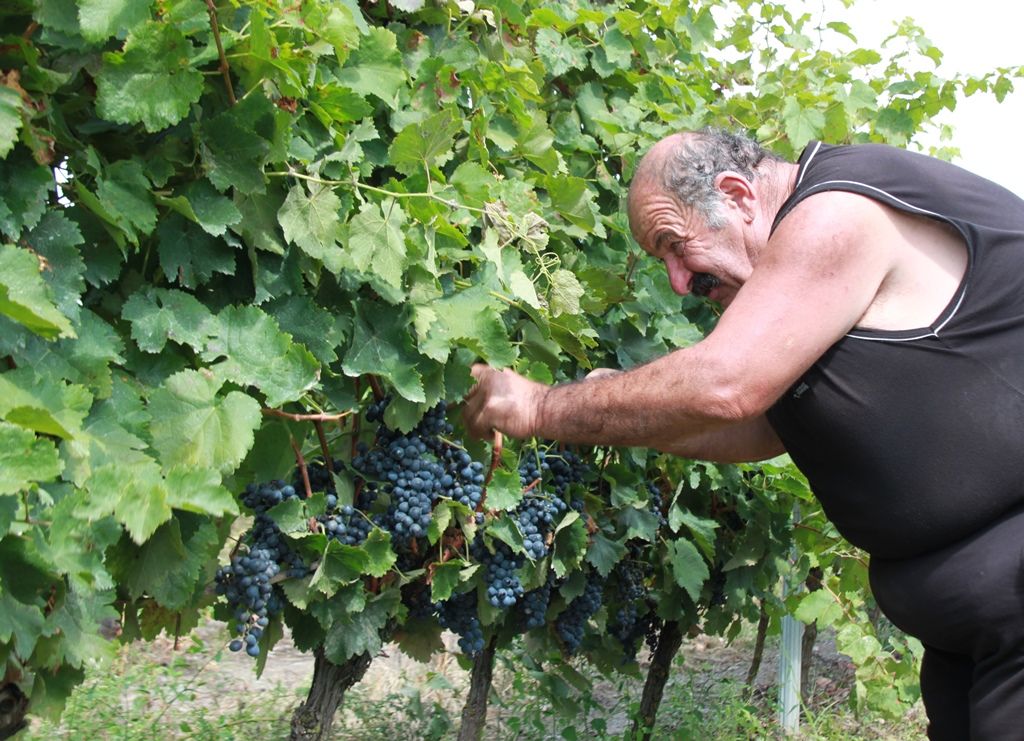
0, 0, 1016, 729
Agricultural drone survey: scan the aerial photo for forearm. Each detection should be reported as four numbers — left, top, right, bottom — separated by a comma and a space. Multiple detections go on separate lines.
534, 346, 745, 448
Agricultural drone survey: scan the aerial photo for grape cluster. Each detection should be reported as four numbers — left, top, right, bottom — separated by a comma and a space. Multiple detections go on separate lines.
477, 541, 524, 609
609, 561, 649, 659
353, 399, 486, 542
646, 481, 667, 528
519, 580, 553, 630
319, 504, 372, 546
216, 481, 308, 657
437, 591, 485, 656
514, 448, 578, 560
555, 573, 604, 654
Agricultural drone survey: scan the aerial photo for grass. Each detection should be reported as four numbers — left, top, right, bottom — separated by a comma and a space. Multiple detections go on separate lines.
18, 622, 927, 741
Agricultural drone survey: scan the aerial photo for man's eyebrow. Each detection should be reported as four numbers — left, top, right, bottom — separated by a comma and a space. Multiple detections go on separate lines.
653, 231, 674, 254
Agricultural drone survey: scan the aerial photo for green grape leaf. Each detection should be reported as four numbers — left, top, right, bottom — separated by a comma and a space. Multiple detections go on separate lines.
388, 109, 461, 176
0, 148, 52, 240
585, 532, 627, 578
342, 306, 425, 403
781, 97, 825, 151
24, 211, 86, 325
429, 560, 465, 603
667, 539, 709, 603
121, 287, 216, 354
78, 0, 152, 42
414, 285, 515, 366
0, 421, 63, 495
96, 159, 157, 240
362, 528, 397, 578
148, 368, 261, 475
345, 199, 408, 292
484, 468, 523, 512
95, 21, 203, 133
336, 27, 405, 106
0, 592, 46, 659
548, 268, 585, 317
106, 517, 218, 609
84, 460, 173, 544
551, 515, 587, 578
278, 184, 344, 270
0, 86, 24, 160
310, 540, 370, 596
0, 244, 74, 338
535, 28, 588, 77
0, 368, 91, 438
793, 589, 843, 626
202, 305, 320, 407
322, 590, 398, 664
164, 467, 238, 517
156, 214, 238, 288
178, 179, 243, 237
264, 295, 347, 365
200, 93, 276, 195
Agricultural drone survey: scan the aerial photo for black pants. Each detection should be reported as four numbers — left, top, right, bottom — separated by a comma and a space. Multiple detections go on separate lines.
869, 506, 1024, 740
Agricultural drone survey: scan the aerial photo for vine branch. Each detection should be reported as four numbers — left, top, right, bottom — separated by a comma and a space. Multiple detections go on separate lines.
262, 407, 352, 422
290, 436, 313, 500
205, 0, 237, 105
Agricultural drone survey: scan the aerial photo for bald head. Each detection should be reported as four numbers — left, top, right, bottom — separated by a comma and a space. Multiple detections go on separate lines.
628, 128, 784, 234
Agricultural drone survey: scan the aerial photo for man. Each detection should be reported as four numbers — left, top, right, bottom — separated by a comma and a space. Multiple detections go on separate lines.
463, 128, 1024, 739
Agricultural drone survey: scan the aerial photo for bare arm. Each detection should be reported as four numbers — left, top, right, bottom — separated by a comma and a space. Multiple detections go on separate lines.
463, 192, 896, 454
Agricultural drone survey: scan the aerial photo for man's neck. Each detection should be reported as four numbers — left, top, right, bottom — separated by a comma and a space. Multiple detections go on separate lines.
758, 161, 801, 223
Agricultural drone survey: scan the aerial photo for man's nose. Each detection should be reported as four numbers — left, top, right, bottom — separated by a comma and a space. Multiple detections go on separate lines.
664, 253, 692, 296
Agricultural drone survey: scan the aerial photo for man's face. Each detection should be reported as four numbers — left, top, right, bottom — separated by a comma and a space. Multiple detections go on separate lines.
629, 185, 754, 307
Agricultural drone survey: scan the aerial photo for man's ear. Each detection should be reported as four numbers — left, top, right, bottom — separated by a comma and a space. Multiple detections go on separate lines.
715, 171, 756, 222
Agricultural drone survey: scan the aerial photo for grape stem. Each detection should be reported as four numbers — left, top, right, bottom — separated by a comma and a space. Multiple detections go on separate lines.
290, 436, 314, 500
313, 421, 334, 476
204, 0, 236, 105
478, 430, 503, 512
261, 407, 352, 422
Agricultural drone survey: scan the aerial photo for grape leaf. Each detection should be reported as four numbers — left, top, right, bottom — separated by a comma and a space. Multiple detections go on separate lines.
345, 199, 408, 292
484, 468, 523, 512
336, 27, 405, 106
278, 183, 344, 270
549, 268, 585, 317
429, 560, 464, 602
0, 86, 24, 160
200, 93, 276, 195
78, 0, 152, 42
84, 460, 173, 544
388, 109, 461, 176
310, 540, 370, 596
106, 517, 217, 609
148, 369, 261, 475
0, 148, 53, 240
0, 368, 91, 438
264, 295, 347, 364
414, 284, 515, 366
202, 305, 320, 407
667, 539, 709, 603
535, 28, 588, 77
24, 211, 86, 325
551, 516, 588, 578
584, 532, 627, 578
342, 306, 425, 403
95, 21, 203, 133
782, 97, 825, 151
179, 179, 243, 237
0, 243, 74, 339
362, 528, 397, 578
0, 421, 63, 495
323, 590, 399, 663
96, 159, 158, 241
156, 214, 238, 288
122, 287, 216, 354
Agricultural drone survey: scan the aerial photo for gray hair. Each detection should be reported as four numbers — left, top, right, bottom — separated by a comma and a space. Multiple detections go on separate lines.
655, 128, 782, 228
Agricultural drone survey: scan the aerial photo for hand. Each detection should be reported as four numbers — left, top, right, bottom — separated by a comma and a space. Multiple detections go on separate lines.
462, 364, 548, 440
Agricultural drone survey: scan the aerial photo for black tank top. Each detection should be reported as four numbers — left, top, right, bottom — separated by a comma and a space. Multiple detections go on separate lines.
765, 141, 1024, 559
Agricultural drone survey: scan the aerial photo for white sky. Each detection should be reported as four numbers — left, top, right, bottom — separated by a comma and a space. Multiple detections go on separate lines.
841, 0, 1024, 195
